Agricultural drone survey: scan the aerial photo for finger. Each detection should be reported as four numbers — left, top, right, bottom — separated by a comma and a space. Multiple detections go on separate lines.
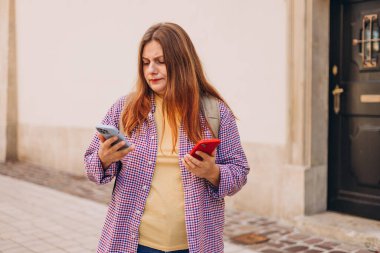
119, 144, 135, 156
182, 158, 188, 168
182, 158, 194, 172
111, 144, 135, 162
195, 151, 211, 160
109, 140, 128, 153
97, 133, 106, 143
185, 154, 201, 168
103, 136, 119, 148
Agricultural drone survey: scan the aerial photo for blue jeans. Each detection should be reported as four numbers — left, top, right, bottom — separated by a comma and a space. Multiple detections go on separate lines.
137, 244, 189, 253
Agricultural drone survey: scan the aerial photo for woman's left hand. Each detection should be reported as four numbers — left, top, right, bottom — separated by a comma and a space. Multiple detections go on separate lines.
182, 150, 220, 187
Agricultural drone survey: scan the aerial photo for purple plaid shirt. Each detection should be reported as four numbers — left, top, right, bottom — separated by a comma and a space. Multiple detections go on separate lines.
84, 95, 250, 253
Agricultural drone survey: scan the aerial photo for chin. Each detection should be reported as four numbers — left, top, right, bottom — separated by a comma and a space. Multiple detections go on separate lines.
150, 86, 166, 95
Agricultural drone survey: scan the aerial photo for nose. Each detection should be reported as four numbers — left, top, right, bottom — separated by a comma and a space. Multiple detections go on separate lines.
147, 62, 158, 74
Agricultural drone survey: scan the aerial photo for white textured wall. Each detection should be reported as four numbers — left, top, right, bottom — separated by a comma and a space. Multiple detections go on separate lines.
16, 0, 287, 145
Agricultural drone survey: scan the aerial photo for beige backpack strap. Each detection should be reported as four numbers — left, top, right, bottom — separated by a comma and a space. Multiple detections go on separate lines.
201, 96, 220, 138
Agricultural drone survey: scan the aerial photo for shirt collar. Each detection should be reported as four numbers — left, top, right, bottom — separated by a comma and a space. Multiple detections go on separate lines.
149, 92, 157, 114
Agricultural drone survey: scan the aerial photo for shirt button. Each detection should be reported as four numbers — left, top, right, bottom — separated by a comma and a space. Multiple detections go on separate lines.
136, 210, 141, 215
148, 161, 153, 165
150, 136, 155, 140
142, 185, 148, 191
131, 234, 136, 239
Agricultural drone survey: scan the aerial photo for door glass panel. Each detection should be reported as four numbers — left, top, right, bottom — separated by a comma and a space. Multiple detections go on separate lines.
372, 17, 379, 55
364, 18, 371, 62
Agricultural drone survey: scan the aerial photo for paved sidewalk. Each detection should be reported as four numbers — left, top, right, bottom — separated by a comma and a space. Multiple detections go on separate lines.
0, 174, 374, 253
0, 175, 255, 253
0, 175, 104, 252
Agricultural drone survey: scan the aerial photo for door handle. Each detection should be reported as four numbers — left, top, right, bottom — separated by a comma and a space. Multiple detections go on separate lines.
332, 85, 344, 114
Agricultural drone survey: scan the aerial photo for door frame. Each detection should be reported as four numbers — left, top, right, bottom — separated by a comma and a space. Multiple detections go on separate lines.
285, 0, 330, 216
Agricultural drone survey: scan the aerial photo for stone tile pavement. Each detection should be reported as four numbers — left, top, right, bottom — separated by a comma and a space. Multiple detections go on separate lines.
223, 210, 376, 253
0, 172, 376, 253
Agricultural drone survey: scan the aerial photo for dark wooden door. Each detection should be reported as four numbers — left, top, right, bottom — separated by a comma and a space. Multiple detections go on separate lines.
329, 0, 380, 220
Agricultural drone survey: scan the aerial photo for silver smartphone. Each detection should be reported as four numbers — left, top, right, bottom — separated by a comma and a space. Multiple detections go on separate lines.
95, 124, 131, 150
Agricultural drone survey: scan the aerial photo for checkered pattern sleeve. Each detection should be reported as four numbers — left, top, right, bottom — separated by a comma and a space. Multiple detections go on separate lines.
84, 96, 126, 185
207, 101, 250, 199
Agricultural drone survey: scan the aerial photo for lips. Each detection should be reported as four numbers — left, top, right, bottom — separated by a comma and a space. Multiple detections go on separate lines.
150, 78, 163, 83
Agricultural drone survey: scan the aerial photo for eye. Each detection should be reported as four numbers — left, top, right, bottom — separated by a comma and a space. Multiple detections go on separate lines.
156, 57, 165, 64
142, 61, 149, 66
157, 60, 165, 65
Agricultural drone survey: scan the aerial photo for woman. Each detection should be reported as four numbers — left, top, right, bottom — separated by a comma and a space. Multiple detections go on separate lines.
84, 22, 249, 253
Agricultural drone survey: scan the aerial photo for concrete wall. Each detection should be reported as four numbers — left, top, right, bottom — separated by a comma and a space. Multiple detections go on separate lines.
16, 0, 287, 142
11, 0, 289, 215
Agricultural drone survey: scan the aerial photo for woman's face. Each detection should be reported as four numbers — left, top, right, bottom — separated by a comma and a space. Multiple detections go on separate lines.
142, 40, 167, 95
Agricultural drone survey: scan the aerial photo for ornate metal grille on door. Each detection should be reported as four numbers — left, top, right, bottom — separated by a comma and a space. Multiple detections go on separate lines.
352, 14, 379, 69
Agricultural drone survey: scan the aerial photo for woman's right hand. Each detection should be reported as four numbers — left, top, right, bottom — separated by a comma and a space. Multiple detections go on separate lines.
97, 133, 135, 169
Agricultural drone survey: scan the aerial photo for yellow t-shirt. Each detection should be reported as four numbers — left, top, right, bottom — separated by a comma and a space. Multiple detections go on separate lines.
138, 95, 188, 251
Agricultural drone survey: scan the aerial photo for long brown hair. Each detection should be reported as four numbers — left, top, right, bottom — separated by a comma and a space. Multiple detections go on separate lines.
121, 22, 230, 147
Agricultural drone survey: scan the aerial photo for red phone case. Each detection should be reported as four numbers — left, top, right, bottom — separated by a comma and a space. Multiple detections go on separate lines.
190, 139, 221, 160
